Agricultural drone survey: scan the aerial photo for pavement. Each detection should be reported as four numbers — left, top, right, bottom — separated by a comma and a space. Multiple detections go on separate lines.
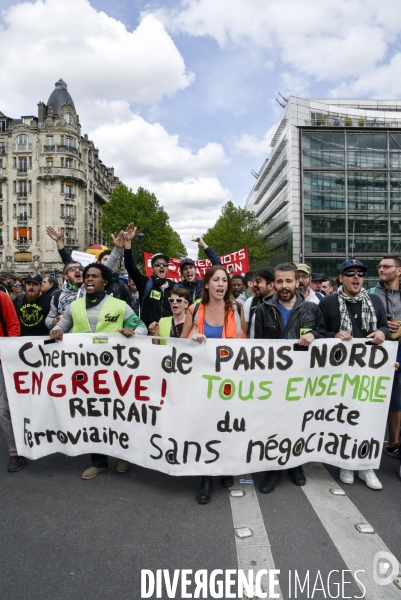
0, 435, 400, 600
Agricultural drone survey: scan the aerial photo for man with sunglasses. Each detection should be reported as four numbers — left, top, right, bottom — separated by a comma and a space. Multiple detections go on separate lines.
124, 222, 175, 329
319, 258, 389, 490
369, 255, 401, 463
45, 261, 85, 329
175, 237, 221, 303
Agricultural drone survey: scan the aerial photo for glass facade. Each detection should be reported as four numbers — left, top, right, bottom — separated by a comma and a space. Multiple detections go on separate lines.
302, 130, 401, 287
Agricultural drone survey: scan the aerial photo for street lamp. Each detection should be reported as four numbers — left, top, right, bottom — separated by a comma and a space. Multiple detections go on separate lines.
134, 231, 145, 264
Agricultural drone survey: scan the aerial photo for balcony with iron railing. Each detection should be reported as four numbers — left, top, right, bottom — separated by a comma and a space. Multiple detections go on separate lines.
16, 191, 28, 198
58, 145, 80, 157
15, 240, 30, 247
43, 145, 55, 152
64, 192, 75, 200
13, 143, 32, 152
17, 168, 28, 176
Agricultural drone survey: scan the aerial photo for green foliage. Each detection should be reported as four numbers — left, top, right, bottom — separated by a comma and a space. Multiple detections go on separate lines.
199, 201, 273, 269
101, 185, 186, 267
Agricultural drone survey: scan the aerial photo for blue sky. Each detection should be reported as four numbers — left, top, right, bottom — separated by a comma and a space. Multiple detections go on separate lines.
1, 0, 401, 254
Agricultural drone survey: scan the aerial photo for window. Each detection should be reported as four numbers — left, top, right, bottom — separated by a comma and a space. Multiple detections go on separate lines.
15, 134, 28, 145
0, 182, 2, 198
13, 226, 32, 242
65, 158, 72, 168
15, 204, 27, 220
17, 181, 27, 197
65, 183, 73, 197
0, 229, 2, 245
65, 137, 73, 150
0, 206, 2, 221
347, 133, 387, 150
46, 157, 53, 167
46, 136, 54, 145
0, 159, 2, 168
18, 158, 27, 173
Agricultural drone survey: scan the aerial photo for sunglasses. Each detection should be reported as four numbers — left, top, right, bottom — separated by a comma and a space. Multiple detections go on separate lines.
153, 262, 169, 268
168, 298, 187, 304
13, 283, 22, 287
342, 271, 365, 278
68, 266, 84, 272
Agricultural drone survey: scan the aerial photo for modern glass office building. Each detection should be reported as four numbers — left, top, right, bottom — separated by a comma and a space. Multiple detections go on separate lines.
246, 97, 401, 287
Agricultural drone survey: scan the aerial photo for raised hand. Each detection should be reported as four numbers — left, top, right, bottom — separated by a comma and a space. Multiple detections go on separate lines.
111, 230, 125, 249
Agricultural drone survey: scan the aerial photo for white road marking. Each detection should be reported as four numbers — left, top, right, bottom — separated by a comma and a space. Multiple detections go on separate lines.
229, 474, 283, 600
301, 463, 401, 600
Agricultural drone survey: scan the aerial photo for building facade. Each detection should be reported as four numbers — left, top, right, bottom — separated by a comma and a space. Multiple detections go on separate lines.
246, 97, 401, 287
0, 79, 121, 276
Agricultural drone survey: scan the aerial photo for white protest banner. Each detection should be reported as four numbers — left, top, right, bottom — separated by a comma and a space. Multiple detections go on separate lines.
0, 336, 396, 475
70, 250, 96, 267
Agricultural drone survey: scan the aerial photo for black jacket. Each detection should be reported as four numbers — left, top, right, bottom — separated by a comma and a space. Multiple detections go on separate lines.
124, 249, 174, 327
319, 293, 389, 339
173, 246, 221, 303
254, 291, 326, 340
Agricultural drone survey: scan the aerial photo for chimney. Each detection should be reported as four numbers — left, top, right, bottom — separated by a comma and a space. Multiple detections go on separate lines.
38, 101, 45, 122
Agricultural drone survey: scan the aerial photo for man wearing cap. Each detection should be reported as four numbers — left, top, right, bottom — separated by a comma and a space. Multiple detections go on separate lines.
310, 273, 325, 295
0, 270, 17, 295
13, 273, 52, 336
296, 264, 323, 304
123, 222, 175, 329
174, 236, 221, 303
319, 258, 388, 490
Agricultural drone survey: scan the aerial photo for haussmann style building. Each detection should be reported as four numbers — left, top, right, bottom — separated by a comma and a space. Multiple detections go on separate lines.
245, 97, 401, 287
0, 79, 121, 276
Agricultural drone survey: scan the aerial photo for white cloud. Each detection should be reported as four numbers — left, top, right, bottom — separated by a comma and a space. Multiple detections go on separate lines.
0, 0, 193, 124
89, 116, 231, 253
231, 125, 274, 157
151, 0, 401, 93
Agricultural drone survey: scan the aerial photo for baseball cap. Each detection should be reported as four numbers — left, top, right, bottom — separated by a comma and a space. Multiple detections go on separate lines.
311, 273, 325, 282
296, 263, 311, 275
25, 273, 43, 285
0, 270, 17, 279
180, 257, 196, 270
340, 259, 367, 275
151, 253, 170, 266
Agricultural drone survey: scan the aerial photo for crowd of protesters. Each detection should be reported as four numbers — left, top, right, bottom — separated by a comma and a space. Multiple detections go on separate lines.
0, 222, 400, 505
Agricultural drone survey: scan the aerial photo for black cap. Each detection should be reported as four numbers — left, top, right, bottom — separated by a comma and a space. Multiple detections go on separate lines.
25, 273, 43, 285
151, 253, 170, 266
340, 259, 367, 275
180, 257, 196, 270
311, 273, 325, 282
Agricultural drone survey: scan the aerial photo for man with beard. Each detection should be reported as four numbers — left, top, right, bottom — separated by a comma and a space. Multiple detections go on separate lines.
174, 237, 221, 303
124, 222, 175, 329
13, 273, 51, 336
242, 268, 275, 338
45, 261, 85, 329
297, 264, 322, 303
369, 255, 401, 462
319, 259, 388, 490
254, 263, 326, 493
0, 270, 17, 296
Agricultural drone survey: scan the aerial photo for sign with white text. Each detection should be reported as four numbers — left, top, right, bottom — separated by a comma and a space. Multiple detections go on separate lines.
144, 248, 250, 282
0, 336, 395, 474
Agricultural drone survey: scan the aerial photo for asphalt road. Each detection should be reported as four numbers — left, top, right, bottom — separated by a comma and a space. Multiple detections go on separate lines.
0, 435, 400, 600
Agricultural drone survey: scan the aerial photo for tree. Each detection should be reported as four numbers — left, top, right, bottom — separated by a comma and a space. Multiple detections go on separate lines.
199, 201, 273, 268
101, 185, 186, 267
